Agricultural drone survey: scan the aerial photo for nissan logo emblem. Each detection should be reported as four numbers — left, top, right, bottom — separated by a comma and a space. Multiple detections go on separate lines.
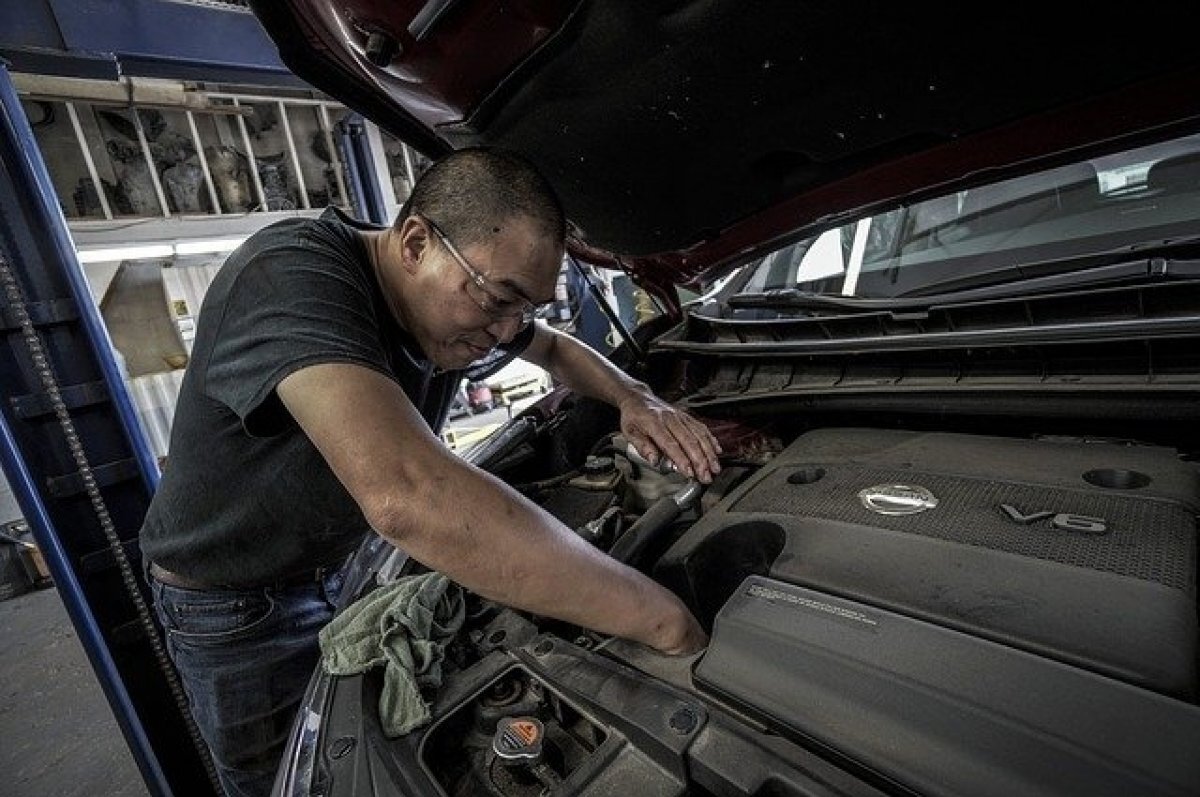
858, 484, 939, 515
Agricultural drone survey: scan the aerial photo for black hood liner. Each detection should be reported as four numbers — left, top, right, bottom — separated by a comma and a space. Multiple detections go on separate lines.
438, 3, 1200, 256
252, 1, 1200, 273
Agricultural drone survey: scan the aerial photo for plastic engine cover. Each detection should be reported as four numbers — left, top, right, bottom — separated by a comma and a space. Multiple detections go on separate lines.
659, 428, 1199, 697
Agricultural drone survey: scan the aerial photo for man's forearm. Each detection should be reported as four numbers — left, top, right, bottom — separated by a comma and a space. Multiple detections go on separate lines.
371, 450, 702, 652
526, 323, 721, 482
530, 324, 650, 408
278, 361, 707, 654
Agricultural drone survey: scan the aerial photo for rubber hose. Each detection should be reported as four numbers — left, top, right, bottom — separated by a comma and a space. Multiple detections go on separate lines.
607, 481, 702, 569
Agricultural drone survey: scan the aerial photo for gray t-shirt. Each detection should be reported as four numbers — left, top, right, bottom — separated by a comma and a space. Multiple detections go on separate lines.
139, 207, 531, 586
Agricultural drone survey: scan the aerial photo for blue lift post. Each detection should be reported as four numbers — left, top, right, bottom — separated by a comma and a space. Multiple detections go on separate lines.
0, 2, 320, 794
337, 113, 391, 226
0, 4, 396, 792
0, 60, 222, 796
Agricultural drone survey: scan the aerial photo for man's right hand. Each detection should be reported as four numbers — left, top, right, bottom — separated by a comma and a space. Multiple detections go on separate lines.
647, 601, 709, 656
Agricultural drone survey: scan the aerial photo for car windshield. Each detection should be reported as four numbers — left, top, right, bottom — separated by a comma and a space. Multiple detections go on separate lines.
736, 133, 1200, 300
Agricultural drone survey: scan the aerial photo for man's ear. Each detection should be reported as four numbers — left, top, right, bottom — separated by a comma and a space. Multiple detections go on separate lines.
397, 216, 430, 276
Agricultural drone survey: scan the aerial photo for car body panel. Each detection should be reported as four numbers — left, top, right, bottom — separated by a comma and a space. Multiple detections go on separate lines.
250, 1, 1200, 289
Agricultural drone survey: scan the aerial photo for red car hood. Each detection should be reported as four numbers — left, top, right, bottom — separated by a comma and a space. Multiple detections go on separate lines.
249, 1, 1200, 288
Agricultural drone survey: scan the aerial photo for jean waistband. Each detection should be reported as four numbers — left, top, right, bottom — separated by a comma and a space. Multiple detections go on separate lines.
147, 561, 339, 592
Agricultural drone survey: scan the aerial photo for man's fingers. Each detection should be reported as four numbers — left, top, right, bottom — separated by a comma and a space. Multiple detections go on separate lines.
684, 416, 722, 470
628, 422, 697, 480
665, 414, 723, 482
623, 402, 724, 484
659, 416, 705, 481
654, 433, 694, 479
625, 430, 662, 469
637, 416, 705, 483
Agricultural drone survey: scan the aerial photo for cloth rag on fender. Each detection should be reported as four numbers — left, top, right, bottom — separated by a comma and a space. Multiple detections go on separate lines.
319, 571, 466, 737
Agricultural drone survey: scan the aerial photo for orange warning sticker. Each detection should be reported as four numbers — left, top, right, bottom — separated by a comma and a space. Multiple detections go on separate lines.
510, 719, 540, 745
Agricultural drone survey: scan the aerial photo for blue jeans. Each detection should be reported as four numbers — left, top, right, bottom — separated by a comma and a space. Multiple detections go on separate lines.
149, 569, 345, 797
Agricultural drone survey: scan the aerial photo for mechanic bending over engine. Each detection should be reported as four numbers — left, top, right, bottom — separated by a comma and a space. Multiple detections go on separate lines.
138, 147, 719, 797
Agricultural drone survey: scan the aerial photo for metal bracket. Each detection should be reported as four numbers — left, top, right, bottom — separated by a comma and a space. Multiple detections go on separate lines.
11, 379, 109, 418
46, 457, 140, 498
0, 297, 78, 329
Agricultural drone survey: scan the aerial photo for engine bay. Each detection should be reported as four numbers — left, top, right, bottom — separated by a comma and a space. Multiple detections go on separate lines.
307, 394, 1200, 797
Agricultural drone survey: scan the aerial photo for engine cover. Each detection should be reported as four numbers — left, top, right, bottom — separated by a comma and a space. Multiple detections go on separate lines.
658, 428, 1200, 697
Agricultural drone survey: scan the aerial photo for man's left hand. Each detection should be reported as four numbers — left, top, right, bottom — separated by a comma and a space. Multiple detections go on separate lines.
618, 389, 722, 483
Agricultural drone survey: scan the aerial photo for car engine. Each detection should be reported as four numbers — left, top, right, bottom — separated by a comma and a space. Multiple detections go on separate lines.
309, 394, 1200, 797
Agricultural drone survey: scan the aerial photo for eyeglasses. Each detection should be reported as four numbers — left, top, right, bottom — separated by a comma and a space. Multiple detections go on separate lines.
422, 215, 546, 327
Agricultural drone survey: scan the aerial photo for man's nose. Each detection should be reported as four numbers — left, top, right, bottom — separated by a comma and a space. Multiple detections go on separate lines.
485, 314, 525, 344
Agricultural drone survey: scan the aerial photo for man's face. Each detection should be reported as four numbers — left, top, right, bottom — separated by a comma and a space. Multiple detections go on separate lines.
394, 214, 561, 370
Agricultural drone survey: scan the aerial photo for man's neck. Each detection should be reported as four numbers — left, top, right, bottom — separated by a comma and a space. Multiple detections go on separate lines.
363, 230, 409, 332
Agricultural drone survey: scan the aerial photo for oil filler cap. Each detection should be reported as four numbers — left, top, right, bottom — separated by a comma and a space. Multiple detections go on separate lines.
492, 716, 545, 764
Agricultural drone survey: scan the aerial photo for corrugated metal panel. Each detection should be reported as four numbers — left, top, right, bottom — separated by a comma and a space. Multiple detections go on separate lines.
124, 258, 224, 461
125, 369, 187, 462
164, 257, 225, 351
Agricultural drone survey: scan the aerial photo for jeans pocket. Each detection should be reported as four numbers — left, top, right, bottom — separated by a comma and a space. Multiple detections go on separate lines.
161, 586, 278, 646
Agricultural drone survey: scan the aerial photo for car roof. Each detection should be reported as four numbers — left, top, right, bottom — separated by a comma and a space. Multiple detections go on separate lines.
249, 1, 1200, 287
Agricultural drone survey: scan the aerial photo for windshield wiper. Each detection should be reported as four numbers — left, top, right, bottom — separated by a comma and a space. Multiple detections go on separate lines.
727, 289, 910, 312
898, 256, 1200, 301
730, 256, 1200, 313
897, 240, 1200, 300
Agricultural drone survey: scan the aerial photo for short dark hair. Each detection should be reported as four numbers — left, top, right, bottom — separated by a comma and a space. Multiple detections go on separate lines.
398, 147, 565, 248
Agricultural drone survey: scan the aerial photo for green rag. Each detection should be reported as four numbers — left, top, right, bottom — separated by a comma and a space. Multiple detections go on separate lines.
318, 571, 465, 737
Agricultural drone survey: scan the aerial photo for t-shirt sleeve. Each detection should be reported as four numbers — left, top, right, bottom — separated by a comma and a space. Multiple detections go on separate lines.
201, 232, 390, 436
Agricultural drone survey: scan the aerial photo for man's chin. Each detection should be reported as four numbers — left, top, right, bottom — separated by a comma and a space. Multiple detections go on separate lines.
436, 343, 489, 371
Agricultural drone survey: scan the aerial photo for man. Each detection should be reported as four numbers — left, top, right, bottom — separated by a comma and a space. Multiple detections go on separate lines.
140, 147, 718, 796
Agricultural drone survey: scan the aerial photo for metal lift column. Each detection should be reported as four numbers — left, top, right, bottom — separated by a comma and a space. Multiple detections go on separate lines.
0, 60, 219, 796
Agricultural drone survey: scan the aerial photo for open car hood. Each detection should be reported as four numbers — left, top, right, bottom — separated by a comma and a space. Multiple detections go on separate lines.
248, 1, 1200, 286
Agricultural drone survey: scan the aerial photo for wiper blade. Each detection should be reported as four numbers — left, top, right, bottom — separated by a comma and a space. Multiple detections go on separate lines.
898, 256, 1200, 300
727, 289, 901, 312
725, 257, 1200, 314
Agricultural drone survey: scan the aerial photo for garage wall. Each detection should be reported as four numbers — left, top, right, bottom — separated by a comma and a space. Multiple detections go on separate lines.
18, 75, 429, 468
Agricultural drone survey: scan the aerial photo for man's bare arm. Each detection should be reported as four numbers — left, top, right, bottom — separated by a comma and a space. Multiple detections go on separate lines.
277, 362, 707, 655
521, 323, 721, 481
